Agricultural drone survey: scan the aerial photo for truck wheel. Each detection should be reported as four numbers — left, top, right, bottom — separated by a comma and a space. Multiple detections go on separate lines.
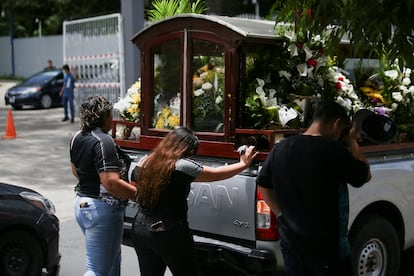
350, 214, 400, 276
0, 230, 43, 276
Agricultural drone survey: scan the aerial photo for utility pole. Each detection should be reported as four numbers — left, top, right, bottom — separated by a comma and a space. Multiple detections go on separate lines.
121, 0, 144, 92
9, 0, 15, 77
35, 18, 42, 37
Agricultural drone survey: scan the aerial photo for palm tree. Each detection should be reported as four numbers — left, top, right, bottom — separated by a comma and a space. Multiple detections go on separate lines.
147, 0, 207, 22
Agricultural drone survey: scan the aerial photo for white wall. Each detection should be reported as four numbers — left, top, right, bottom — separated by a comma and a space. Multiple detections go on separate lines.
0, 35, 62, 78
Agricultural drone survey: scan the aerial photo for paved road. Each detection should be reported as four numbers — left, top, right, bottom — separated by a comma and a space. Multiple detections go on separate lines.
0, 106, 148, 275
0, 81, 413, 276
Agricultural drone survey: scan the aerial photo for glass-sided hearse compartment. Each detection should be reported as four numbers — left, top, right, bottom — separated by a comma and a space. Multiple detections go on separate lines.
112, 14, 293, 161
112, 14, 414, 160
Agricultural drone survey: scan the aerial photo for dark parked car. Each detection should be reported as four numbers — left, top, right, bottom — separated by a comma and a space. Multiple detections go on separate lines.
0, 182, 60, 276
4, 69, 64, 110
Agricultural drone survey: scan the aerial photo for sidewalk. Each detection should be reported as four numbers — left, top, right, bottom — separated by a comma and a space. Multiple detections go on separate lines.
0, 81, 19, 109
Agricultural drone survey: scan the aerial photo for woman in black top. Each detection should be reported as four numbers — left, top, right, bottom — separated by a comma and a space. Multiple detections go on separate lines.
70, 96, 137, 275
131, 127, 257, 276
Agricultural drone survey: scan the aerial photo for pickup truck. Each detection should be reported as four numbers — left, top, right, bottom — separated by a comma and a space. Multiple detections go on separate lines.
113, 14, 414, 276
119, 141, 414, 276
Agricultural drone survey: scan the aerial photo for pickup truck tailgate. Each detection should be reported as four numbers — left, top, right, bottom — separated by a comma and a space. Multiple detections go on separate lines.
187, 171, 257, 241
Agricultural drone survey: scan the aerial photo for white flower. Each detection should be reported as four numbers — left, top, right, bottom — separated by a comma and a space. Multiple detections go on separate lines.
288, 43, 298, 57
409, 86, 414, 94
194, 88, 204, 96
202, 82, 213, 91
316, 56, 328, 71
279, 70, 292, 81
303, 45, 313, 61
113, 97, 130, 113
296, 63, 308, 76
169, 95, 181, 115
384, 70, 399, 80
215, 95, 223, 104
403, 68, 412, 77
256, 78, 265, 88
392, 92, 403, 102
312, 34, 321, 43
200, 72, 209, 79
391, 102, 399, 111
278, 106, 298, 127
336, 96, 353, 112
403, 77, 411, 86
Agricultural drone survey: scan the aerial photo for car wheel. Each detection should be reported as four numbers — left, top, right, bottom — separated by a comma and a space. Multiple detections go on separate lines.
0, 230, 43, 276
40, 94, 53, 109
350, 214, 400, 276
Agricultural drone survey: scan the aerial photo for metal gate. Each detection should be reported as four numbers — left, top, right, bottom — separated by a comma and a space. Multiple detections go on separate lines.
63, 13, 125, 113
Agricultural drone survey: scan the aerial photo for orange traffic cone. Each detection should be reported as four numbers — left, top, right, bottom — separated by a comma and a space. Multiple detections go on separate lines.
3, 109, 17, 139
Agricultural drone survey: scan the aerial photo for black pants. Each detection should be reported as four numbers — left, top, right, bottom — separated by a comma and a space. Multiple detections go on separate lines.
280, 239, 352, 276
132, 210, 197, 276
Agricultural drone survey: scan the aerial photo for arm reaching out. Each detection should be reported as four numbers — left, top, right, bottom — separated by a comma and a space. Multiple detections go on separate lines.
195, 146, 258, 182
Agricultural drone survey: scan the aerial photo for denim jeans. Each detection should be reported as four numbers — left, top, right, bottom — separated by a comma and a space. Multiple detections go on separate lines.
62, 94, 75, 120
132, 210, 197, 276
74, 195, 125, 276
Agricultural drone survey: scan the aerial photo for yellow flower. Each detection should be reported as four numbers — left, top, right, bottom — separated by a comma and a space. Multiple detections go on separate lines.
155, 117, 165, 129
168, 115, 180, 127
360, 86, 386, 104
161, 107, 171, 117
131, 93, 141, 104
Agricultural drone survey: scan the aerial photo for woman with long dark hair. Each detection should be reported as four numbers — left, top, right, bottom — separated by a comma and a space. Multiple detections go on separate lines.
132, 127, 257, 276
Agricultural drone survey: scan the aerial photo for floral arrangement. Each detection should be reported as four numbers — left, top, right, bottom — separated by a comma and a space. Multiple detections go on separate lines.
192, 63, 225, 120
113, 80, 141, 122
245, 24, 362, 129
153, 94, 180, 129
358, 60, 414, 125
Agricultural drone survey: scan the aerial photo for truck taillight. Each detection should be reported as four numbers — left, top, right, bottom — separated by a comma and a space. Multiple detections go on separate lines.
256, 188, 279, 241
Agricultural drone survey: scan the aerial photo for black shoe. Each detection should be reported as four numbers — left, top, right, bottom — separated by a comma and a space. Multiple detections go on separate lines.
71, 119, 74, 123
62, 117, 69, 122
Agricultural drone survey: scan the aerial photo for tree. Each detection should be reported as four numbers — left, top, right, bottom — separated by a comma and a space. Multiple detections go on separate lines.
146, 0, 207, 22
272, 0, 414, 66
0, 0, 121, 37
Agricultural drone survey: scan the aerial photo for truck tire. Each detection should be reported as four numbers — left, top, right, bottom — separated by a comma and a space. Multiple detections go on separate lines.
350, 214, 400, 276
0, 230, 43, 276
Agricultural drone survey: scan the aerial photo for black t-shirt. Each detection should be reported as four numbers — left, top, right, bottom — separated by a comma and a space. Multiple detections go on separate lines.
70, 128, 120, 197
256, 134, 369, 260
135, 158, 202, 220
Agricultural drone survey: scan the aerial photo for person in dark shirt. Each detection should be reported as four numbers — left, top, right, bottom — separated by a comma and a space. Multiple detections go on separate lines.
70, 96, 137, 275
131, 127, 258, 276
43, 59, 56, 71
256, 101, 371, 276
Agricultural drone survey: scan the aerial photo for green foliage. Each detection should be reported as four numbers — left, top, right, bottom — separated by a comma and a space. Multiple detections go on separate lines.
0, 0, 121, 37
147, 0, 207, 22
272, 0, 414, 66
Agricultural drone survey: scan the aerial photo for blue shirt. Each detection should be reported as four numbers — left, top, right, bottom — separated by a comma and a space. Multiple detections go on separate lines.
63, 72, 75, 97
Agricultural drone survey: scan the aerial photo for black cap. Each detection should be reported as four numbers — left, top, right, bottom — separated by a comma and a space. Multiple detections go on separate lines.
353, 109, 397, 144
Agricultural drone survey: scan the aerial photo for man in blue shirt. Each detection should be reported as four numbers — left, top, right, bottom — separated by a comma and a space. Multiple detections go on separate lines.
60, 64, 76, 123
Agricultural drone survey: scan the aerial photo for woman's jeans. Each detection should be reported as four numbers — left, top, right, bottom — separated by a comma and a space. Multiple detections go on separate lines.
132, 209, 197, 276
74, 195, 125, 276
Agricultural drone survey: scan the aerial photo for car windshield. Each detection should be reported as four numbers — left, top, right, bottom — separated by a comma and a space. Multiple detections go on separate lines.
24, 71, 61, 85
